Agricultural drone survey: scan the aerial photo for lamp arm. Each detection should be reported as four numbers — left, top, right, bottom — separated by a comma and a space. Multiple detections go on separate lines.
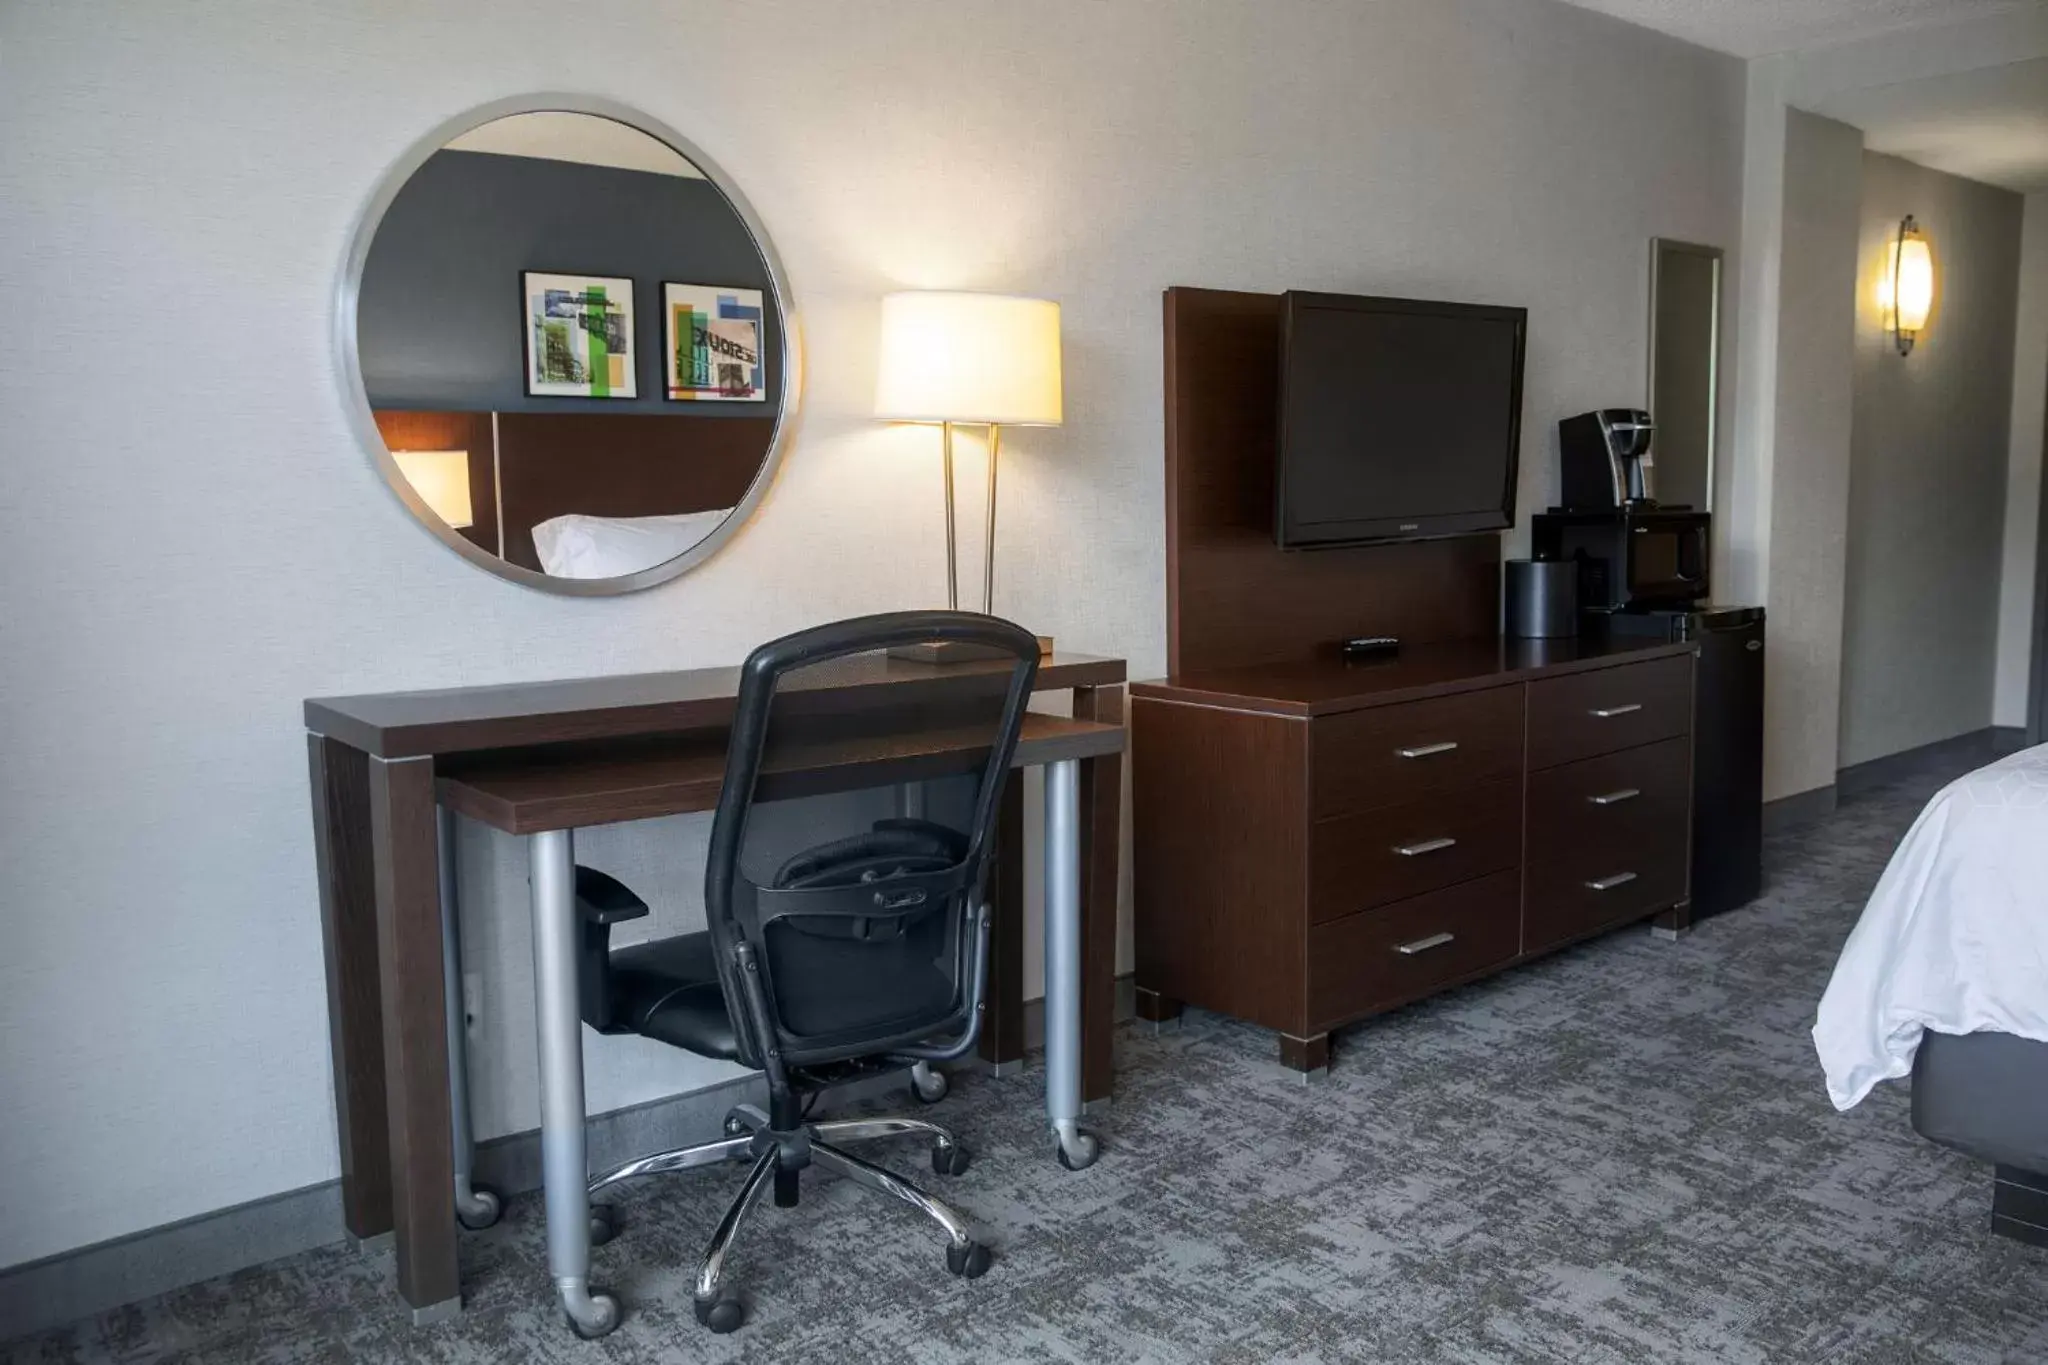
982, 423, 1002, 616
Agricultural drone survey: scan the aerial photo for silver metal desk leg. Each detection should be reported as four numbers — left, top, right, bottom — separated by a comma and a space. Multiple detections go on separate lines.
1043, 760, 1098, 1170
439, 808, 500, 1232
529, 830, 620, 1339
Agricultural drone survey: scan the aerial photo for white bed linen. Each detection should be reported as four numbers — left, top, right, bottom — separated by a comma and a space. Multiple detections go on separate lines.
1813, 742, 2048, 1110
530, 508, 732, 579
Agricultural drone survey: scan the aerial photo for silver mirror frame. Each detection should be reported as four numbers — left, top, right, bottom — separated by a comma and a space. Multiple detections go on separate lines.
1646, 237, 1722, 513
334, 93, 803, 595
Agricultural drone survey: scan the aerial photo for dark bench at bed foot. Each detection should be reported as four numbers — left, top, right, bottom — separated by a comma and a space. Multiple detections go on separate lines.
1994, 1167, 2048, 1248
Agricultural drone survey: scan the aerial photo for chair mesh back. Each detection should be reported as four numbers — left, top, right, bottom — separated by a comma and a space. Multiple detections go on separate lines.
704, 612, 1038, 1070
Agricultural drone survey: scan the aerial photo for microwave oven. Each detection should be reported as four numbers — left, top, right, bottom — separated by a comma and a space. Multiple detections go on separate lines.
1530, 509, 1710, 612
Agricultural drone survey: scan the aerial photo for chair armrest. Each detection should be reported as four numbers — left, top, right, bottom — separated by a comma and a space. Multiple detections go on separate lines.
575, 865, 647, 1033
576, 865, 649, 924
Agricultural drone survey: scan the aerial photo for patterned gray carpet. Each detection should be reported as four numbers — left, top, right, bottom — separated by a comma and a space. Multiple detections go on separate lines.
8, 748, 2048, 1364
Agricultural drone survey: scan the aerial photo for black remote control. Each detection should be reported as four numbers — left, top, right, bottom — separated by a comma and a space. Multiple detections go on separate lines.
1340, 635, 1401, 660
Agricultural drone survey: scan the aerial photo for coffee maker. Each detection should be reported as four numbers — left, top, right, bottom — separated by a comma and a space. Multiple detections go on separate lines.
1559, 408, 1656, 509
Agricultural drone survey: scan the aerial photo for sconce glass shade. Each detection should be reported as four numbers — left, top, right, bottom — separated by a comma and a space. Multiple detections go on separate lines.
874, 291, 1063, 426
392, 449, 474, 528
1880, 217, 1934, 355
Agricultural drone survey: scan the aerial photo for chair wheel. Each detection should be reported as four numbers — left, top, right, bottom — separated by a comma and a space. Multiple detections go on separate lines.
931, 1141, 972, 1176
909, 1067, 949, 1105
694, 1292, 745, 1334
456, 1185, 502, 1231
1055, 1130, 1101, 1171
564, 1290, 622, 1340
945, 1240, 993, 1278
589, 1204, 619, 1247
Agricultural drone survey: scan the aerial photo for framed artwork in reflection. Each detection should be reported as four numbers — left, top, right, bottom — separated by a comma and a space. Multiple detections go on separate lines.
523, 271, 637, 399
664, 282, 765, 401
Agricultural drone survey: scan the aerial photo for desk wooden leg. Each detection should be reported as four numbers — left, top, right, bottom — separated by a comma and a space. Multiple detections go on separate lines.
368, 755, 461, 1323
978, 773, 1026, 1075
1074, 685, 1124, 1106
309, 734, 392, 1245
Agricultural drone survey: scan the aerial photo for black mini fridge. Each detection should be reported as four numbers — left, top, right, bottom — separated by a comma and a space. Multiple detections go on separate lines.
1608, 605, 1765, 920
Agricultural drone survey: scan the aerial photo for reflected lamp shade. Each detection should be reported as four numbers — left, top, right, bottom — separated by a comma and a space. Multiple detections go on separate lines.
392, 449, 474, 528
874, 292, 1063, 426
1880, 216, 1935, 355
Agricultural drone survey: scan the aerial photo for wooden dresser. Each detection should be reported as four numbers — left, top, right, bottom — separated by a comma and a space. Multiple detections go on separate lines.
1141, 285, 1698, 1075
1132, 639, 1695, 1073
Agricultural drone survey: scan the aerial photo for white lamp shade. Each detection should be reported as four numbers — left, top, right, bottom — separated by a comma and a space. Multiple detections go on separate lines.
393, 449, 474, 529
1890, 233, 1935, 334
874, 291, 1063, 426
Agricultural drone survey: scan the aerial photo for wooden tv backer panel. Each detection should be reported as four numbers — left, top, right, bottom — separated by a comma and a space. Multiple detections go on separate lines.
1135, 287, 1697, 1076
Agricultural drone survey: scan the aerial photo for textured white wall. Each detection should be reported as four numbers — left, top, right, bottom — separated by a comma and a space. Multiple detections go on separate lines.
1839, 154, 2024, 767
1760, 110, 1863, 801
0, 0, 1742, 1267
1992, 194, 2048, 728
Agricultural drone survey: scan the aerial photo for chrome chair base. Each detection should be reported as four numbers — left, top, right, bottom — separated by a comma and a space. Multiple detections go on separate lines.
584, 1096, 992, 1335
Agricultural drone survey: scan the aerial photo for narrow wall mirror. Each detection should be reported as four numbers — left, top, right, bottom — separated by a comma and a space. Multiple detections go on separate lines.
1647, 238, 1721, 513
336, 95, 800, 594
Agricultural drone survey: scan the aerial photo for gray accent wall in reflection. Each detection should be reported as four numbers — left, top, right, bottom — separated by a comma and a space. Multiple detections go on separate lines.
358, 149, 782, 416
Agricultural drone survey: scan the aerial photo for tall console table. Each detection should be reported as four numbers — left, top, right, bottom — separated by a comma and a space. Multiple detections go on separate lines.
305, 653, 1124, 1321
1135, 288, 1695, 1078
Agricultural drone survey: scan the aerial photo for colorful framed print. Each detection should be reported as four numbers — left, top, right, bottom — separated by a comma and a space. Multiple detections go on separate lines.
523, 272, 637, 399
664, 283, 765, 402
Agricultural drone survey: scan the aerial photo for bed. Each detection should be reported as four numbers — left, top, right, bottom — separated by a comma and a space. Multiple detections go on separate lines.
1814, 741, 2048, 1247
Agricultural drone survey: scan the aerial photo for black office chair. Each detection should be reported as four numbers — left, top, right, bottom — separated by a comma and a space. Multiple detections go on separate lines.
571, 610, 1039, 1336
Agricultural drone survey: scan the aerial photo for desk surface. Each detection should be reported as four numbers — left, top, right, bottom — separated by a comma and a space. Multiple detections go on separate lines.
439, 713, 1126, 834
307, 651, 1127, 759
1131, 635, 1695, 717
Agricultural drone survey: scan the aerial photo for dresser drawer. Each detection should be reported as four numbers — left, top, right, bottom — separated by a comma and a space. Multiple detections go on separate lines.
1526, 654, 1691, 770
1309, 779, 1520, 923
1524, 830, 1687, 953
1311, 686, 1524, 817
1527, 736, 1691, 857
1307, 870, 1521, 1028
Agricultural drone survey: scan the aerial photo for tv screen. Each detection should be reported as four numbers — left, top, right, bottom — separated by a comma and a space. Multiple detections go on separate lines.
1276, 291, 1527, 547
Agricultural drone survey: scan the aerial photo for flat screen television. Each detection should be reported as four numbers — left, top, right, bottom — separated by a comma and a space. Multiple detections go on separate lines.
1275, 290, 1527, 548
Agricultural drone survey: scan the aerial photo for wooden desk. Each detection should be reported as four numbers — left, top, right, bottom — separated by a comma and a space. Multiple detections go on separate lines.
305, 653, 1125, 1322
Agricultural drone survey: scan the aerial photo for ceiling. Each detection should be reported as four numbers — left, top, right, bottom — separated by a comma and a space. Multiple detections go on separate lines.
1806, 56, 2048, 192
445, 111, 703, 179
1552, 0, 2032, 58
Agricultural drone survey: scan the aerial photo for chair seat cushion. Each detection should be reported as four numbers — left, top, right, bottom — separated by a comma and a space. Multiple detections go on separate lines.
607, 932, 739, 1060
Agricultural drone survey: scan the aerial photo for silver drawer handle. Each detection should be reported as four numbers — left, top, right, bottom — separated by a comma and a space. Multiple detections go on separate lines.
1588, 788, 1641, 806
1394, 932, 1456, 956
1589, 703, 1643, 719
1396, 740, 1460, 759
1393, 836, 1458, 857
1585, 871, 1639, 891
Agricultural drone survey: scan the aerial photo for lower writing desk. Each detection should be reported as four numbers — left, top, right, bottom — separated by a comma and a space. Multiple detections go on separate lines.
305, 653, 1126, 1322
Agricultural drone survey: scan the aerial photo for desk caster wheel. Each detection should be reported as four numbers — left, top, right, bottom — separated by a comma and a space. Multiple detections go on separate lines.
694, 1292, 745, 1334
909, 1065, 949, 1105
945, 1240, 993, 1279
562, 1289, 622, 1340
455, 1184, 501, 1231
931, 1140, 972, 1176
589, 1204, 619, 1247
1055, 1129, 1100, 1171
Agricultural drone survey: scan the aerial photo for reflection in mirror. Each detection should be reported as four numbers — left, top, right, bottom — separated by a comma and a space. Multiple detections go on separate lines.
1648, 238, 1721, 513
352, 107, 789, 588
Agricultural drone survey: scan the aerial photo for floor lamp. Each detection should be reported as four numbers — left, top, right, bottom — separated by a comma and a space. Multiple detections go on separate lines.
875, 291, 1063, 659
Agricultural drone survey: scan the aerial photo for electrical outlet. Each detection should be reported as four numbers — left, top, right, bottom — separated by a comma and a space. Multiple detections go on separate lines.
463, 973, 484, 1033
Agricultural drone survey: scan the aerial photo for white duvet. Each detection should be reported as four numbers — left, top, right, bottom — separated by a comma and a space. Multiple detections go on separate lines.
1813, 742, 2048, 1110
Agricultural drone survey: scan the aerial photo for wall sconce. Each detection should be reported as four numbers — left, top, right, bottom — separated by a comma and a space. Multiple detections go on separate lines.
391, 449, 474, 528
1878, 215, 1934, 356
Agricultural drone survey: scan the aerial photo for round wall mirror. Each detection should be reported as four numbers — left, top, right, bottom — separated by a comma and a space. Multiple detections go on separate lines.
336, 96, 800, 593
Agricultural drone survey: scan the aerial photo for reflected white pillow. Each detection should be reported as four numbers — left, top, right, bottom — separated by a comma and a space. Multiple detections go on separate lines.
531, 509, 734, 579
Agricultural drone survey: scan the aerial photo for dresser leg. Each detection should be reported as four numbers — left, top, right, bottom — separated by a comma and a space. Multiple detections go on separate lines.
1278, 1032, 1330, 1081
1652, 898, 1693, 941
1135, 988, 1183, 1034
